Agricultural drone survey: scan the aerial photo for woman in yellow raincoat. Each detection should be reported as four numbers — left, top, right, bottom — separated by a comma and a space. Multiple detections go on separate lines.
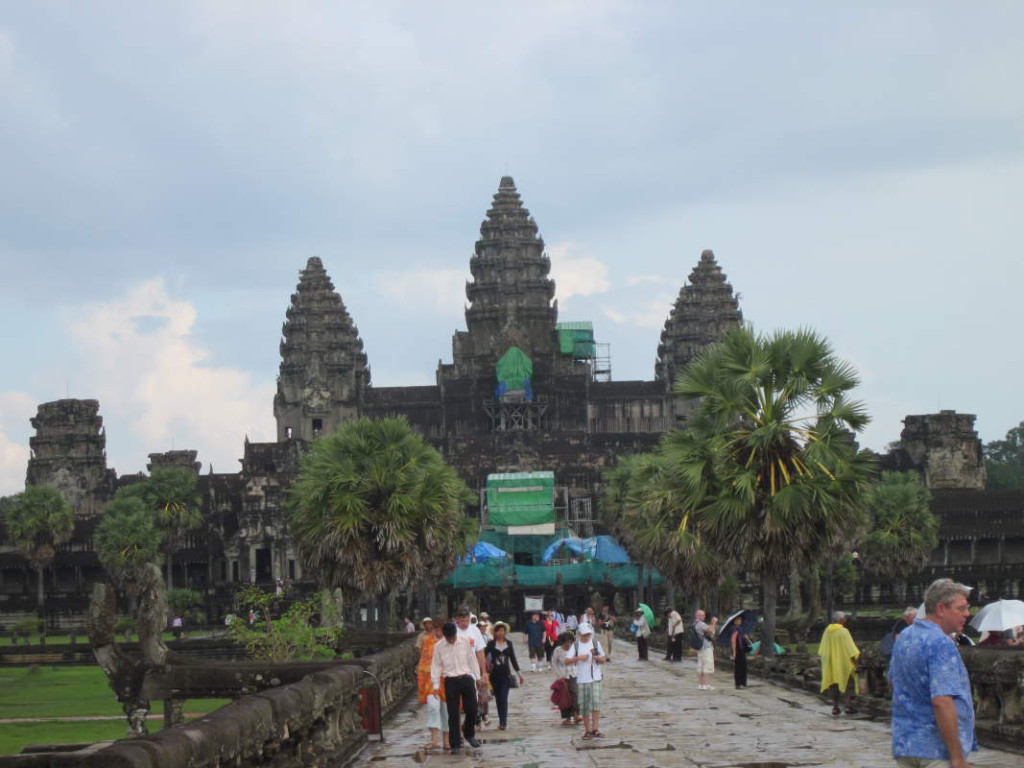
819, 611, 860, 715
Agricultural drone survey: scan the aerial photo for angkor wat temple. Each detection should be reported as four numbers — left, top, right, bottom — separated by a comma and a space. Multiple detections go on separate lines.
0, 177, 1016, 622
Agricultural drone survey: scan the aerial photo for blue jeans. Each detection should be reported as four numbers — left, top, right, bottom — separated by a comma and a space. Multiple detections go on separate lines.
491, 675, 511, 726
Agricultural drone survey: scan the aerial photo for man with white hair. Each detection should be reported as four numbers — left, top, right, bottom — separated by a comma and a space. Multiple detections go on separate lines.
891, 579, 976, 767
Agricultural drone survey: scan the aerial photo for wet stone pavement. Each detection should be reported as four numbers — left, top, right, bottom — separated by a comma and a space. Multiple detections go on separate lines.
355, 636, 1024, 768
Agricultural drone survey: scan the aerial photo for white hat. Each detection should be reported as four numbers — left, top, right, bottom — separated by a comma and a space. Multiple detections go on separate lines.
577, 622, 594, 635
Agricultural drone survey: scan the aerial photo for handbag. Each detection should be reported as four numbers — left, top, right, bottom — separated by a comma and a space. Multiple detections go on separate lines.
509, 674, 519, 689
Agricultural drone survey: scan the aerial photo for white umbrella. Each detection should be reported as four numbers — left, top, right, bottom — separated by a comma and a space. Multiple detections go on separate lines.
969, 599, 1024, 633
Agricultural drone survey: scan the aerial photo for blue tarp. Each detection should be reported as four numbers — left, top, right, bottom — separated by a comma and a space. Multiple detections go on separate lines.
585, 535, 631, 564
463, 541, 510, 563
541, 535, 631, 564
541, 538, 585, 563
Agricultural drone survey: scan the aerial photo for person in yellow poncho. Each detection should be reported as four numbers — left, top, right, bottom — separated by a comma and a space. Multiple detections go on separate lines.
819, 611, 860, 715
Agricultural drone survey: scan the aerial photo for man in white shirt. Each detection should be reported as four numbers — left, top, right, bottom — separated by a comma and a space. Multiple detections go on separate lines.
664, 609, 684, 662
567, 622, 606, 740
565, 612, 579, 634
455, 607, 488, 684
431, 623, 483, 753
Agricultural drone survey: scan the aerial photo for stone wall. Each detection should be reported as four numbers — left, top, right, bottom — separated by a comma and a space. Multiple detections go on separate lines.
0, 638, 418, 767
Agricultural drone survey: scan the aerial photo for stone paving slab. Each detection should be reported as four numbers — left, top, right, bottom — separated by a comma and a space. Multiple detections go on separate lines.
357, 636, 1024, 767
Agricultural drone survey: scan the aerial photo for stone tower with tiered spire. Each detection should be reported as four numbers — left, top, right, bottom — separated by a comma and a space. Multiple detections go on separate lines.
451, 177, 565, 379
273, 257, 369, 442
655, 249, 743, 390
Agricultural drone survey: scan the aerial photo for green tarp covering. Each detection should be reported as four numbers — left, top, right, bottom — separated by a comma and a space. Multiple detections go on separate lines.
486, 471, 555, 527
555, 321, 596, 357
494, 346, 533, 391
440, 560, 663, 589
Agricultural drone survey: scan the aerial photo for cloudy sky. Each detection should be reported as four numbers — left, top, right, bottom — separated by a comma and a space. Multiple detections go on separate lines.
2, 2, 1022, 494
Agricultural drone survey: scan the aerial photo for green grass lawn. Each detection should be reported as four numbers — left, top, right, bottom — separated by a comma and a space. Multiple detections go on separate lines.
0, 632, 183, 646
0, 666, 231, 755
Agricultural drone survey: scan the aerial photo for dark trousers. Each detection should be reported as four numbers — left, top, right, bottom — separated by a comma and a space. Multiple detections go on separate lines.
545, 639, 555, 662
667, 638, 684, 663
734, 649, 748, 688
491, 675, 511, 726
443, 675, 477, 748
637, 635, 649, 660
667, 634, 683, 661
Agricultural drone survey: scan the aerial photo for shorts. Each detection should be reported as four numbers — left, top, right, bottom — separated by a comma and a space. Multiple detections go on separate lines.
697, 647, 715, 674
895, 759, 951, 768
577, 680, 602, 715
529, 644, 544, 660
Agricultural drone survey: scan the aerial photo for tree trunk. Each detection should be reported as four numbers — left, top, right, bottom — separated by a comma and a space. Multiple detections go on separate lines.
785, 564, 803, 620
761, 572, 778, 658
36, 566, 45, 617
166, 552, 174, 591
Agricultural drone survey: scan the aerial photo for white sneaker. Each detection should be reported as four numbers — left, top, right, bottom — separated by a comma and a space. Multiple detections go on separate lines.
697, 685, 706, 690
705, 685, 715, 691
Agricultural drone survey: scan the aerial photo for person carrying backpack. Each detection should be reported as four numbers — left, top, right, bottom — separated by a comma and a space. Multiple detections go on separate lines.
566, 622, 606, 739
693, 609, 718, 690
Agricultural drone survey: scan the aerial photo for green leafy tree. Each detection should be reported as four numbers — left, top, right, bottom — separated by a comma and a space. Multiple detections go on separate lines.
95, 495, 164, 595
984, 422, 1024, 490
143, 468, 202, 590
229, 586, 340, 661
857, 471, 937, 600
166, 588, 203, 622
288, 416, 474, 604
4, 485, 74, 614
670, 327, 876, 655
604, 448, 725, 603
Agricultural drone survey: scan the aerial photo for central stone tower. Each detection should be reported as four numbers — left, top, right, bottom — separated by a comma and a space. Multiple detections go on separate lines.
451, 177, 565, 380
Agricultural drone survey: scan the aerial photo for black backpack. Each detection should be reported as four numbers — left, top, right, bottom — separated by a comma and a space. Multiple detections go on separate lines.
688, 625, 705, 651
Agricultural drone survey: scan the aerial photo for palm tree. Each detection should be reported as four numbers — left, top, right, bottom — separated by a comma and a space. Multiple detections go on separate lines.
5, 485, 74, 615
288, 416, 474, 611
604, 447, 726, 605
140, 468, 202, 590
95, 495, 164, 597
857, 471, 936, 602
672, 327, 876, 654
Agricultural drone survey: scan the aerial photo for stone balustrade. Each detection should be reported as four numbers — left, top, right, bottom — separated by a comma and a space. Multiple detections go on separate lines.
0, 637, 418, 767
713, 641, 1024, 755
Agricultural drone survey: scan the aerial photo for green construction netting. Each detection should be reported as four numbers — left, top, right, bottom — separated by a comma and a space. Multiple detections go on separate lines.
494, 346, 533, 391
443, 560, 514, 588
440, 562, 662, 588
555, 321, 596, 357
486, 472, 554, 527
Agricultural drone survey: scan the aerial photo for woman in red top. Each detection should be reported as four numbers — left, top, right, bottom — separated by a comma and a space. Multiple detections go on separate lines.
543, 612, 560, 669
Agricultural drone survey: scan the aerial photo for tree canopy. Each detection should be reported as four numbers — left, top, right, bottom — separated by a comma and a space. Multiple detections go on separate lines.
857, 471, 937, 580
288, 416, 475, 601
4, 485, 74, 612
984, 421, 1024, 491
95, 494, 164, 595
610, 327, 875, 654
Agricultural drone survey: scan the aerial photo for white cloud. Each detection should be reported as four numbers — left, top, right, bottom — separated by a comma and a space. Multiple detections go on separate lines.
0, 391, 34, 495
601, 293, 674, 330
376, 268, 468, 318
548, 243, 611, 303
67, 279, 274, 475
